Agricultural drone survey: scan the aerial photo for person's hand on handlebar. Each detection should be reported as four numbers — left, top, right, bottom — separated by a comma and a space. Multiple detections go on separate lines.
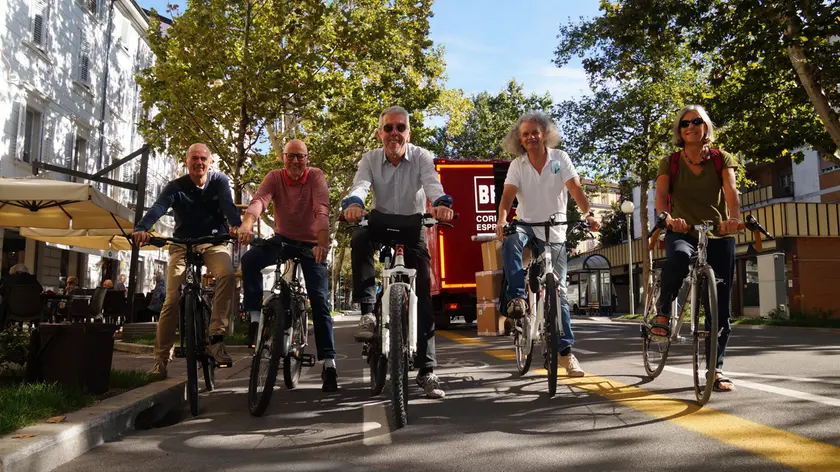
343, 205, 367, 223
666, 215, 690, 233
131, 231, 151, 245
719, 217, 741, 235
585, 212, 601, 232
237, 215, 256, 245
430, 205, 454, 222
496, 221, 508, 242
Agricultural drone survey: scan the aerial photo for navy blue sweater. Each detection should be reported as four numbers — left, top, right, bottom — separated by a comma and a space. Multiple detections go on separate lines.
135, 172, 242, 239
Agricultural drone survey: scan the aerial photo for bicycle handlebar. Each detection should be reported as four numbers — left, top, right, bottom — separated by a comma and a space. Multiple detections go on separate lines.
503, 219, 592, 239
127, 233, 235, 248
340, 212, 458, 230
647, 214, 774, 252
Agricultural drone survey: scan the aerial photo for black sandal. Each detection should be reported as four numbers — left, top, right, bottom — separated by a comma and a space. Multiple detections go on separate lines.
649, 315, 671, 337
713, 376, 735, 392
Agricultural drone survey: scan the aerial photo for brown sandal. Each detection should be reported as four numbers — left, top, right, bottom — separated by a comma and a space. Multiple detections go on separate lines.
649, 315, 671, 337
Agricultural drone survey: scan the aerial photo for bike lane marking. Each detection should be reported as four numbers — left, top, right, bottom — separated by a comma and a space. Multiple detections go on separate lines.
661, 365, 840, 407
436, 333, 840, 472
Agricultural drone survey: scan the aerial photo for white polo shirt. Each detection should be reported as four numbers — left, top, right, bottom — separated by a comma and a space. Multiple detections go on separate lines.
504, 148, 579, 243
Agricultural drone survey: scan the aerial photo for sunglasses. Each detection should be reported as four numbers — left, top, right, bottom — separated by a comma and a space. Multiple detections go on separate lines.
383, 123, 407, 133
283, 152, 309, 161
679, 117, 705, 128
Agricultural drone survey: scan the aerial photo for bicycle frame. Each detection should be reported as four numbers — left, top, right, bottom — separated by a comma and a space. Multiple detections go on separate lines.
379, 245, 418, 360
253, 245, 306, 352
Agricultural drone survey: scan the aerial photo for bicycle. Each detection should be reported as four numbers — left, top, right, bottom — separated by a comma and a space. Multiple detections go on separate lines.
503, 215, 591, 398
247, 237, 316, 417
640, 213, 773, 405
135, 233, 235, 417
344, 210, 454, 429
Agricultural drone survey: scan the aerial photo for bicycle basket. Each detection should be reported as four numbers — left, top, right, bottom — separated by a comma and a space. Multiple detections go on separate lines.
367, 210, 423, 247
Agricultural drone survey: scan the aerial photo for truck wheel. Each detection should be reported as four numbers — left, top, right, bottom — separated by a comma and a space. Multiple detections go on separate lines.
464, 314, 476, 324
435, 312, 451, 330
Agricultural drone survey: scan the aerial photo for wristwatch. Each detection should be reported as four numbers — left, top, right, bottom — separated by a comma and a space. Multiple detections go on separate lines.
585, 210, 595, 219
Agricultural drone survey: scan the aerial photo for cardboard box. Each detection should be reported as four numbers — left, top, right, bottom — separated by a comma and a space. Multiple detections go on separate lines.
475, 270, 503, 302
476, 300, 506, 336
481, 240, 503, 271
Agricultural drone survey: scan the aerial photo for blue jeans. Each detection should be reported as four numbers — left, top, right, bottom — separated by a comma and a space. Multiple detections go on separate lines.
242, 235, 335, 360
502, 226, 574, 351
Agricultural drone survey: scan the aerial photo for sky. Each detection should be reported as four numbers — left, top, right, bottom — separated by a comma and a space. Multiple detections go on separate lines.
136, 0, 601, 106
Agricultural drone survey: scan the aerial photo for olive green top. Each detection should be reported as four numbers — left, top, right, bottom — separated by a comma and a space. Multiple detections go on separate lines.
657, 149, 739, 238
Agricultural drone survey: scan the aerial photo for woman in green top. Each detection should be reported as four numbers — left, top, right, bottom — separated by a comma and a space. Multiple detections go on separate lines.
653, 104, 742, 393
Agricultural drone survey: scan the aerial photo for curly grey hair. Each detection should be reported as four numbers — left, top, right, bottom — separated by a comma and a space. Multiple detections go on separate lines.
502, 111, 562, 156
9, 263, 30, 275
378, 106, 410, 131
672, 104, 716, 147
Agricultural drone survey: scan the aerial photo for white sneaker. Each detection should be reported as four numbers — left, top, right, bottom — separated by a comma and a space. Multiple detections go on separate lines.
416, 372, 445, 399
559, 353, 585, 377
353, 313, 376, 342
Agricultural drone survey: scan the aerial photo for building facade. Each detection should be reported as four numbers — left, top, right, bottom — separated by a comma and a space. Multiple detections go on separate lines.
0, 0, 178, 293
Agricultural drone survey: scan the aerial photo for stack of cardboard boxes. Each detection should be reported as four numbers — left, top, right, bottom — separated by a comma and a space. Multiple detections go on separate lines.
475, 240, 505, 336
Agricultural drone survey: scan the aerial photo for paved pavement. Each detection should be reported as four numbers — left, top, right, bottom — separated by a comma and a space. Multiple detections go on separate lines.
59, 316, 840, 472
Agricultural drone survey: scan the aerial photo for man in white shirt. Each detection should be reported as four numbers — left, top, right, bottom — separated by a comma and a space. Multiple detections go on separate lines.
342, 106, 455, 399
496, 111, 600, 377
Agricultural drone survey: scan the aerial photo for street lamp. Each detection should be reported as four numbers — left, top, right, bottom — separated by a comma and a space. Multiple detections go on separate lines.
620, 200, 635, 316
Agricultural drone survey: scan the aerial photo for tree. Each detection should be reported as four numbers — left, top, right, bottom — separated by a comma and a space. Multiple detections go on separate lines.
139, 0, 447, 202
429, 80, 553, 158
598, 202, 632, 247
557, 0, 840, 164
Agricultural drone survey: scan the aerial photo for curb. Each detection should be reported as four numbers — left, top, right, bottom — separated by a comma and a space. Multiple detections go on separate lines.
0, 378, 185, 472
114, 341, 253, 356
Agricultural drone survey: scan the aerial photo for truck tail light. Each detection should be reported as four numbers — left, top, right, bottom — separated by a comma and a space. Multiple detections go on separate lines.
445, 303, 459, 311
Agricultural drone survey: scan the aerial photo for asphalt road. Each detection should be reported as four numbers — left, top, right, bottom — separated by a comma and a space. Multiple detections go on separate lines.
55, 316, 840, 472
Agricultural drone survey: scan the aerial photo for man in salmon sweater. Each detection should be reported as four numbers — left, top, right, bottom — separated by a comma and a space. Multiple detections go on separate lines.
237, 139, 337, 392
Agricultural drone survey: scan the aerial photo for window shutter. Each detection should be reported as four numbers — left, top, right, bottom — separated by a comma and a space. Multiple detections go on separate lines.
31, 0, 47, 46
79, 32, 90, 83
9, 102, 22, 160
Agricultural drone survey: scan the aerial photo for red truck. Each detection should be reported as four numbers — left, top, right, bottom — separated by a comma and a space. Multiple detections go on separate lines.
425, 158, 512, 328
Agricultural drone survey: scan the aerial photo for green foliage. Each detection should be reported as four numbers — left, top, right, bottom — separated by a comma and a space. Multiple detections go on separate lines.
598, 202, 631, 246
565, 197, 584, 257
429, 80, 553, 159
140, 0, 449, 203
555, 0, 840, 164
0, 327, 30, 371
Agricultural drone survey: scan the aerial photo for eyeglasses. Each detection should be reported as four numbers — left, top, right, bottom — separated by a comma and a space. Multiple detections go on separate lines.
283, 153, 309, 161
383, 123, 407, 133
679, 117, 705, 128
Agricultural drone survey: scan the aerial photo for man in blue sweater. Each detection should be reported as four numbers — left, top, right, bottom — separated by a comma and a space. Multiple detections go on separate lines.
133, 143, 242, 378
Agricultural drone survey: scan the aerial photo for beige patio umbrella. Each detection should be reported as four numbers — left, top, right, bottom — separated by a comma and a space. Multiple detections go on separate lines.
18, 227, 168, 251
0, 178, 135, 230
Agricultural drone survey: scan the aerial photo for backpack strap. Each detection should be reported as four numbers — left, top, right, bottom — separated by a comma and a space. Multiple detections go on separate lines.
709, 148, 724, 183
667, 151, 681, 213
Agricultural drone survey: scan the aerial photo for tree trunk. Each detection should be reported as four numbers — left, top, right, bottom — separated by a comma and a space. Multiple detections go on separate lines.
785, 34, 840, 157
638, 177, 651, 315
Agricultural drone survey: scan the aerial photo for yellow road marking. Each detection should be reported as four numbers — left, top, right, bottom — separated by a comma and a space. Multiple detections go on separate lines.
441, 330, 840, 472
437, 330, 486, 345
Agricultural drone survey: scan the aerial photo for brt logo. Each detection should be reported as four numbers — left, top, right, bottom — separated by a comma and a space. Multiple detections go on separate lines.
474, 176, 495, 213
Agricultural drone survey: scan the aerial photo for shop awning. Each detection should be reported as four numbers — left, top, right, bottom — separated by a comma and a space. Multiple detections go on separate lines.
18, 227, 167, 251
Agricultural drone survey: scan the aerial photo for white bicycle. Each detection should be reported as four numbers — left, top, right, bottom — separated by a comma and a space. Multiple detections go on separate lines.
345, 210, 454, 429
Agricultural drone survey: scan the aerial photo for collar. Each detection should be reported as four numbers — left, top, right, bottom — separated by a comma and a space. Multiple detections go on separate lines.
282, 167, 309, 186
381, 145, 411, 165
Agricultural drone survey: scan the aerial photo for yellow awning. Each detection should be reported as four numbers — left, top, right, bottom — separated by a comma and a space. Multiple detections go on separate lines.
18, 227, 167, 251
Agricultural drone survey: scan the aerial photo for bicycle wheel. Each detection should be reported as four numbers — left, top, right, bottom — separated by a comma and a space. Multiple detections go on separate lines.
283, 301, 305, 389
514, 282, 536, 375
388, 285, 409, 429
692, 265, 719, 406
545, 275, 560, 398
642, 272, 670, 379
247, 297, 284, 416
183, 292, 200, 416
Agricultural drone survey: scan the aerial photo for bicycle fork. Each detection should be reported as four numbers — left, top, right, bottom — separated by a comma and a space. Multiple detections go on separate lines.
379, 247, 418, 360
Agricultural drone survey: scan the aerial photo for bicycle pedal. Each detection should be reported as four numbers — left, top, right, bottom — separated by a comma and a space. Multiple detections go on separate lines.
301, 353, 316, 367
173, 347, 185, 358
215, 361, 232, 369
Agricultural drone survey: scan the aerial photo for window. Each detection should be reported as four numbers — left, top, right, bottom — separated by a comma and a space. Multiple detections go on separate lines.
74, 136, 88, 172
86, 0, 98, 14
22, 107, 43, 163
31, 0, 48, 47
78, 30, 90, 84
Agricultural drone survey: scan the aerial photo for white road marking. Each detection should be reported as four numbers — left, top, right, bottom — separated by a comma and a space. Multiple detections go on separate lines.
662, 365, 840, 407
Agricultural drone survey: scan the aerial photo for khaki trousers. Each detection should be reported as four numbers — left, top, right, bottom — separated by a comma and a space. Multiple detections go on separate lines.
154, 243, 235, 362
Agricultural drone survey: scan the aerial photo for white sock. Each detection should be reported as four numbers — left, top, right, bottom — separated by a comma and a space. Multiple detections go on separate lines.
325, 358, 336, 369
249, 310, 260, 323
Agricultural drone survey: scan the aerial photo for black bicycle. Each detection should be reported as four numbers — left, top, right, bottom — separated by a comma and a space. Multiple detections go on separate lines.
247, 237, 316, 417
503, 216, 590, 397
134, 233, 234, 416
